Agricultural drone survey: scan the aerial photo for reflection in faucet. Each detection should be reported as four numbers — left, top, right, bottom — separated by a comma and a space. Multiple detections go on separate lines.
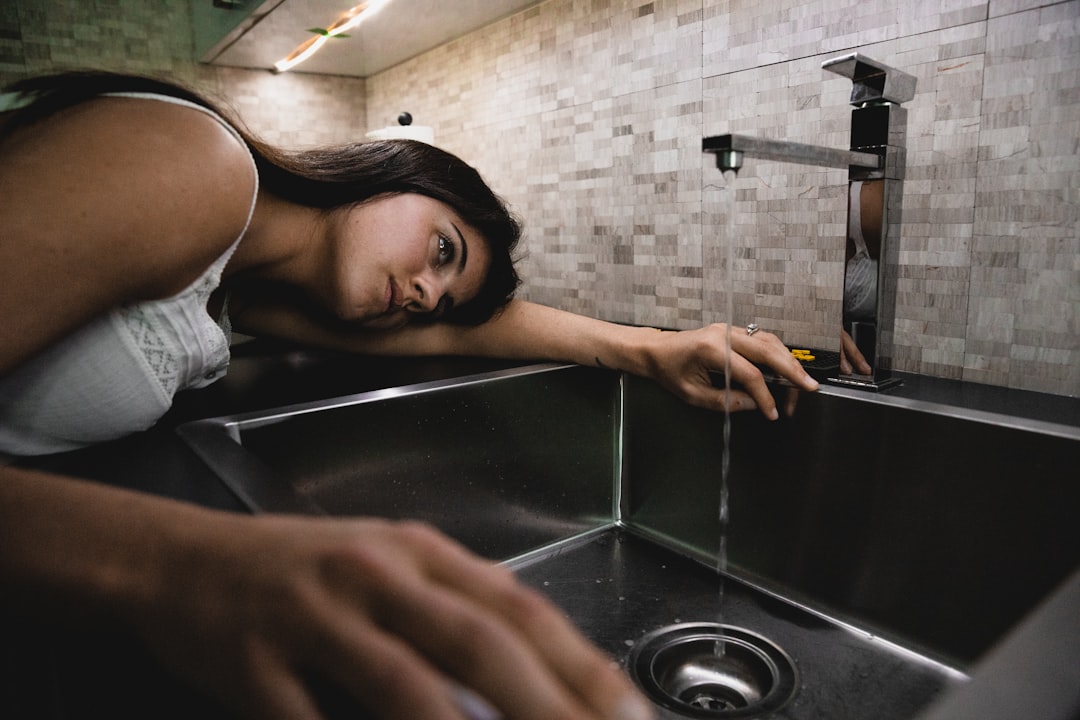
844, 179, 883, 374
704, 53, 917, 391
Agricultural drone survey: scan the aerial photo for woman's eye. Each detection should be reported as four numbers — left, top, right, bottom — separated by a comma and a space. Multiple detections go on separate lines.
437, 234, 456, 266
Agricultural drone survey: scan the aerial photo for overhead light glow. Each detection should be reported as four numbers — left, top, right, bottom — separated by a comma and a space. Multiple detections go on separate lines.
273, 0, 392, 73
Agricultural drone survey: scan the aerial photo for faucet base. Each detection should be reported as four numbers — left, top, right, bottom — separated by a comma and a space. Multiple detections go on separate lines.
827, 374, 903, 392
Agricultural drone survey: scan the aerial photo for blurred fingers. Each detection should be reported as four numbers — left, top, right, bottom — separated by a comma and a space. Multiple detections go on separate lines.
221, 641, 328, 720
369, 561, 595, 719
361, 523, 652, 720
319, 626, 469, 720
465, 570, 653, 720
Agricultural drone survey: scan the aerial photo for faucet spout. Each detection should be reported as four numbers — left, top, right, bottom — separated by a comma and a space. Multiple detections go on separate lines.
703, 134, 882, 173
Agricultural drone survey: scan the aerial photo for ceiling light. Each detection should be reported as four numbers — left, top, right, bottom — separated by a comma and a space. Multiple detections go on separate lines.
273, 0, 392, 73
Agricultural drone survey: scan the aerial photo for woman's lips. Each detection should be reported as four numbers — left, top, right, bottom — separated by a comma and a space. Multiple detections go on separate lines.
385, 280, 403, 313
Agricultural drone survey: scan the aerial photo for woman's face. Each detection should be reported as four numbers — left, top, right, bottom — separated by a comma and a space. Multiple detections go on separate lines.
330, 193, 490, 329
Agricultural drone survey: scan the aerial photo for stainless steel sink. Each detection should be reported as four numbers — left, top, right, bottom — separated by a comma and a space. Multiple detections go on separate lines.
178, 362, 1080, 720
178, 363, 618, 561
621, 374, 1080, 667
620, 373, 1080, 719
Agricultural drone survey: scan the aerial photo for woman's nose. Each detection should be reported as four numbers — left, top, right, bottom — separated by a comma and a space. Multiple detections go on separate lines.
407, 272, 446, 314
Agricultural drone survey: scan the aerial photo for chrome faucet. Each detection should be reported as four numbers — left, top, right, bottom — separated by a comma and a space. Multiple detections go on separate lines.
704, 53, 917, 390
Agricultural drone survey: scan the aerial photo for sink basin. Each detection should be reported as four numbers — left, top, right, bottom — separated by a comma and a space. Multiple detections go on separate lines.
178, 362, 1080, 719
620, 372, 1080, 719
511, 528, 965, 720
621, 374, 1080, 667
178, 363, 618, 561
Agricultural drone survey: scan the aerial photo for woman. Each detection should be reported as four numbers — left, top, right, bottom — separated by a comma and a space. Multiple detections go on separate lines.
0, 72, 818, 719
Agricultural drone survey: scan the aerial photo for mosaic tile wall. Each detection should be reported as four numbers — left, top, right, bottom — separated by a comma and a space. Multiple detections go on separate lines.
0, 0, 366, 149
367, 0, 1079, 396
2, 0, 1076, 396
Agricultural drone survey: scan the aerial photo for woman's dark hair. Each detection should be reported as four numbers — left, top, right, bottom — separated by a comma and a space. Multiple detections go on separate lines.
258, 139, 522, 325
2, 71, 522, 325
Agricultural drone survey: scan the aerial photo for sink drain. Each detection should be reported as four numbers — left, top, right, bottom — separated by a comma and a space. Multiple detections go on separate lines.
628, 623, 798, 718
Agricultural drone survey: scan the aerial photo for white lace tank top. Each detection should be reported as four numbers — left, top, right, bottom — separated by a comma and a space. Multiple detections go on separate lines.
0, 91, 259, 456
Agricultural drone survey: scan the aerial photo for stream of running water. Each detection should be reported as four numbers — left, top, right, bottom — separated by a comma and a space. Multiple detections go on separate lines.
714, 168, 737, 657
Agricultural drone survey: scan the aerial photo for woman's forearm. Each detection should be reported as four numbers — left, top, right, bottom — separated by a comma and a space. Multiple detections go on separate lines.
233, 296, 668, 375
0, 465, 205, 626
435, 299, 666, 374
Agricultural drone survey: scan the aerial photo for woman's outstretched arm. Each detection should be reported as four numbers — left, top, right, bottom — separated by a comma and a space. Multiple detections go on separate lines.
233, 297, 820, 420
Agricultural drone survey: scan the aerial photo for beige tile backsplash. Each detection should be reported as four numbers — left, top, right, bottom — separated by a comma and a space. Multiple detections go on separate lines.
369, 0, 1078, 396
2, 0, 1076, 396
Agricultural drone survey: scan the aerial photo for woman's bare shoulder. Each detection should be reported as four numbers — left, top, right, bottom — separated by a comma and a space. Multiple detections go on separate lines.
1, 95, 256, 283
0, 94, 258, 373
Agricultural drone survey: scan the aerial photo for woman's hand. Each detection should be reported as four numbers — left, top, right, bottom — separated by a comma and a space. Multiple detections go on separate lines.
639, 324, 819, 420
1, 469, 652, 720
139, 512, 654, 720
